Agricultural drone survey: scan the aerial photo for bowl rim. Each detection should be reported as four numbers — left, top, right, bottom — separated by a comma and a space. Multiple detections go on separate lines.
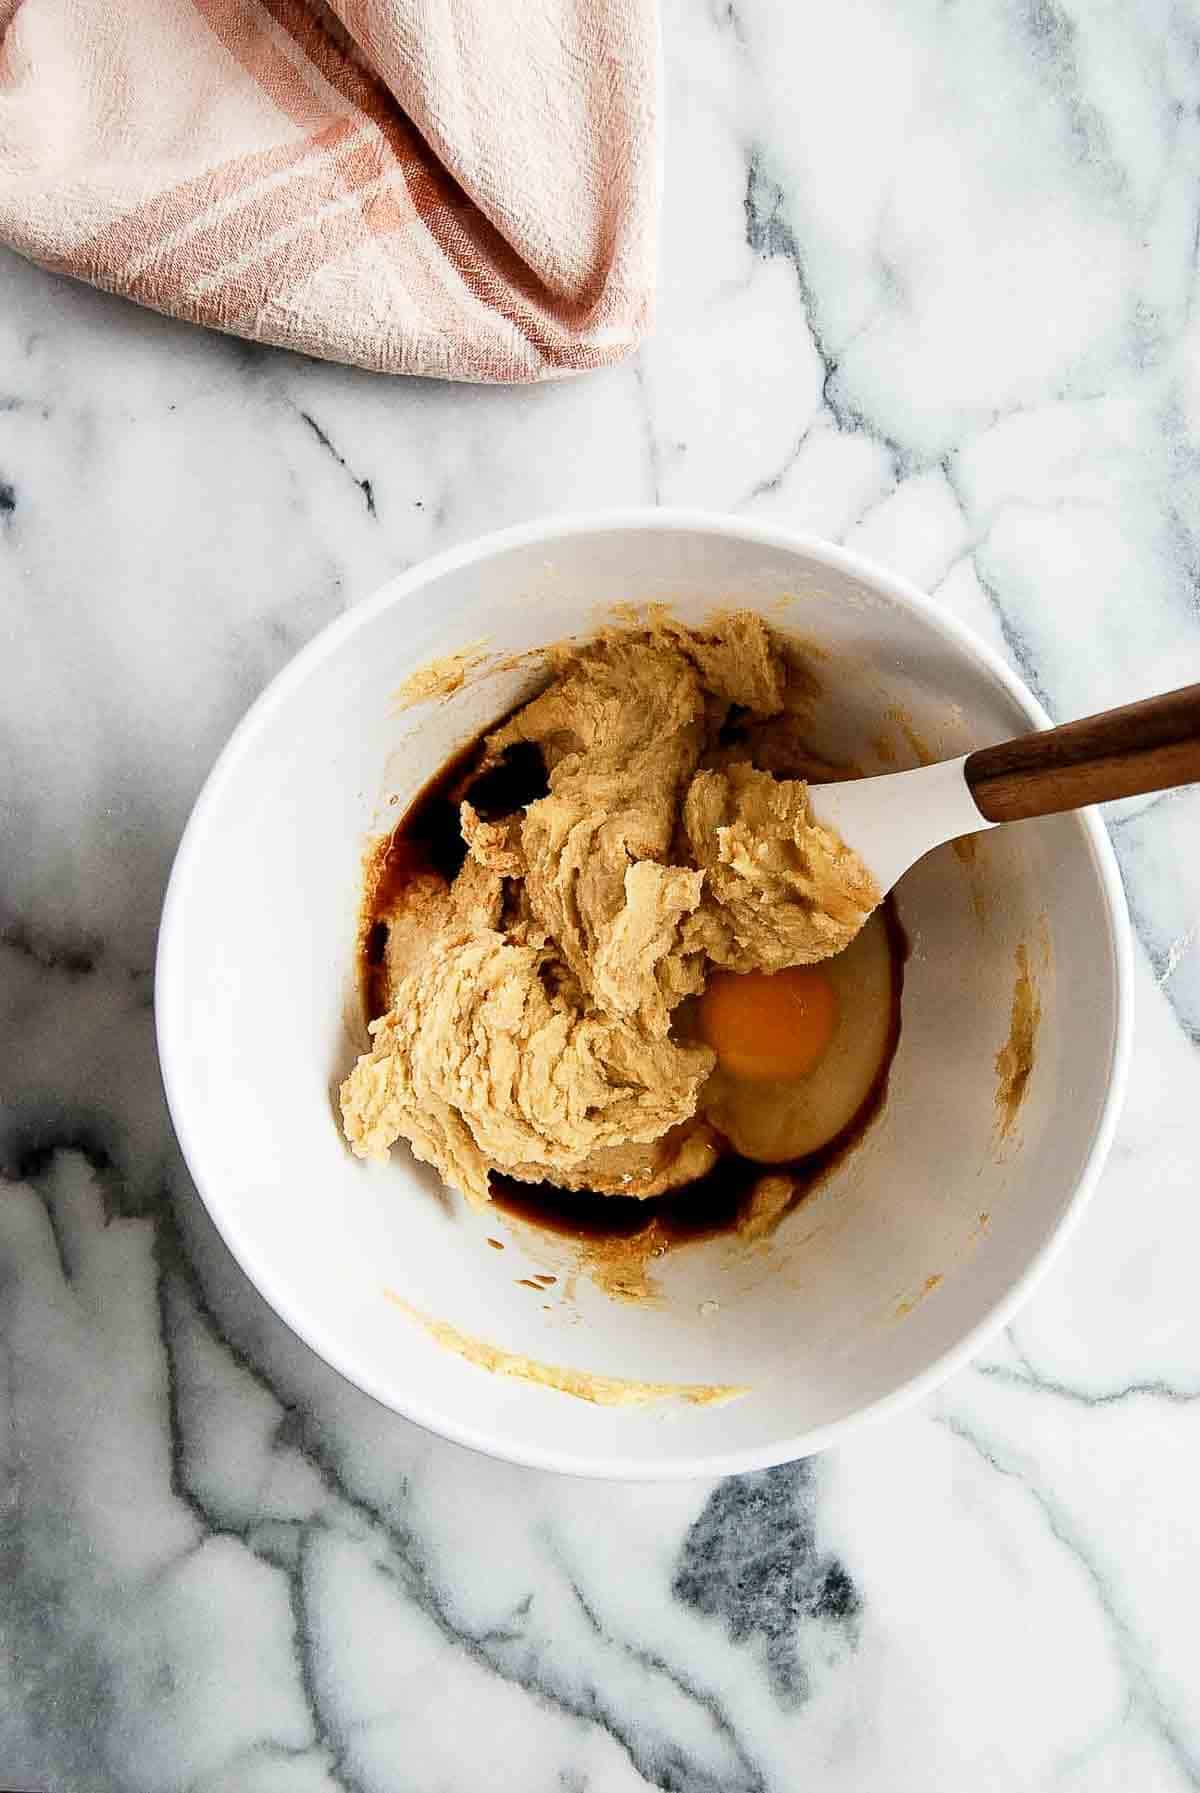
156, 507, 1134, 1480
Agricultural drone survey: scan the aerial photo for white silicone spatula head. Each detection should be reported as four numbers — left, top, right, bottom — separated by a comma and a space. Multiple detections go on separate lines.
808, 755, 993, 897
806, 681, 1200, 899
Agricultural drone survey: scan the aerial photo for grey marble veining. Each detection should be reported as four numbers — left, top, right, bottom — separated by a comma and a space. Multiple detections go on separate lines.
4, 1, 1200, 1787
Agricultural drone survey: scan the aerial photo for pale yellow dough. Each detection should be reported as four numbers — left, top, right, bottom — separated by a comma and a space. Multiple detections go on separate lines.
385, 1295, 748, 1406
341, 930, 712, 1207
340, 614, 880, 1202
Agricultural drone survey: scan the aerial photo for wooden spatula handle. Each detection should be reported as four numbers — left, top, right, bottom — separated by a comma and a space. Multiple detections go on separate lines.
964, 683, 1200, 823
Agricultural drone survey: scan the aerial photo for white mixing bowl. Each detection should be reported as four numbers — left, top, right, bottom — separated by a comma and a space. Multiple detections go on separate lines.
156, 512, 1131, 1478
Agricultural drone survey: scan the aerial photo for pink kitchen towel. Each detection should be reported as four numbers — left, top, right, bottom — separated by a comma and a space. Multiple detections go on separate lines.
0, 0, 658, 380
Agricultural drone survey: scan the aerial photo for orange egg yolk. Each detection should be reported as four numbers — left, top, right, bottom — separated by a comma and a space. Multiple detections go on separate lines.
699, 965, 838, 1082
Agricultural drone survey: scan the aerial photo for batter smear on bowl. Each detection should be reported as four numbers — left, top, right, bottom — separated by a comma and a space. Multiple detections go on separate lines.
340, 612, 903, 1242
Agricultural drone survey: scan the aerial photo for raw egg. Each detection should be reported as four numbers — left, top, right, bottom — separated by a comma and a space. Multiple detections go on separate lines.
699, 965, 837, 1081
698, 910, 898, 1163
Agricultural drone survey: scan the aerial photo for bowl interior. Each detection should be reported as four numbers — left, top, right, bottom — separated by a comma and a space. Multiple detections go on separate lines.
158, 520, 1126, 1476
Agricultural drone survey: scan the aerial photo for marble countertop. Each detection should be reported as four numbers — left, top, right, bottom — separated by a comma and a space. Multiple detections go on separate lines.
4, 2, 1200, 1787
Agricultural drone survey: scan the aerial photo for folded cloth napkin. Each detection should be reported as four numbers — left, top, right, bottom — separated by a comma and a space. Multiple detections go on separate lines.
0, 0, 657, 380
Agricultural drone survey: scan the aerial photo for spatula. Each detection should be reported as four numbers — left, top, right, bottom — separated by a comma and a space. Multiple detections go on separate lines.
806, 682, 1200, 898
